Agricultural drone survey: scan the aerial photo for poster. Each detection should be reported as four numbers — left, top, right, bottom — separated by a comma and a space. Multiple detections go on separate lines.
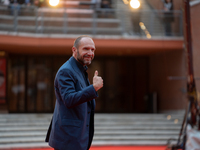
0, 58, 6, 104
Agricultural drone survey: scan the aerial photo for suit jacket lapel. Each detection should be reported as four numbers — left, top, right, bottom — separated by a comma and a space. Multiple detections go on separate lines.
69, 57, 94, 106
69, 57, 86, 88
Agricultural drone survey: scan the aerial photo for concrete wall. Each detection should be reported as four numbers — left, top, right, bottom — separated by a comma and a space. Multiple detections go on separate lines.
191, 3, 200, 97
149, 50, 187, 112
140, 1, 200, 112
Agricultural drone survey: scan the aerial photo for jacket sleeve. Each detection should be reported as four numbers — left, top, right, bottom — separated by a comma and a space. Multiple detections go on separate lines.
56, 69, 98, 108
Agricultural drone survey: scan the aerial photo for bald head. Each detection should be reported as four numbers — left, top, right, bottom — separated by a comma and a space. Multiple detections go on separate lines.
73, 35, 93, 49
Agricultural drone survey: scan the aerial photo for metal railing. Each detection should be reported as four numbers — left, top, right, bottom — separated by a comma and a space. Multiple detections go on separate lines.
0, 4, 183, 37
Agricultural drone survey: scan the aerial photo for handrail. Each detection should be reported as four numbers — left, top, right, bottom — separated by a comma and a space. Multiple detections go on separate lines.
0, 4, 183, 37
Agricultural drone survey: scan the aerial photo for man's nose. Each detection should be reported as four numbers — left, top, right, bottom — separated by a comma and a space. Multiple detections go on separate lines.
87, 50, 94, 55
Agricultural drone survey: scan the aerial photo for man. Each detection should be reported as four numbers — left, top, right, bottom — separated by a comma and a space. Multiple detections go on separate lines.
163, 0, 174, 36
45, 35, 103, 150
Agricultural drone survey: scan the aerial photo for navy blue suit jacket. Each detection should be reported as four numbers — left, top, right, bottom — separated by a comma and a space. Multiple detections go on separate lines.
46, 56, 98, 150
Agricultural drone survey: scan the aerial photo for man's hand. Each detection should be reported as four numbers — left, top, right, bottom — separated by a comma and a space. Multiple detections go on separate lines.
93, 70, 103, 91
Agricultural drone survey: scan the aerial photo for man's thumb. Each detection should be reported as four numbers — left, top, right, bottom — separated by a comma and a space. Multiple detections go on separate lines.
94, 70, 98, 76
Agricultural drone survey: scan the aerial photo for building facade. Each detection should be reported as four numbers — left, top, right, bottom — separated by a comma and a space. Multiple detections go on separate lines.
1, 0, 199, 113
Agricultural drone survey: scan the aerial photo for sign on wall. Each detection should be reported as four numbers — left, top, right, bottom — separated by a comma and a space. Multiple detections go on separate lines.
0, 58, 6, 104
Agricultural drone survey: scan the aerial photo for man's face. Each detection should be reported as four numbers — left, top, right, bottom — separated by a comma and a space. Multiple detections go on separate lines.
73, 37, 95, 66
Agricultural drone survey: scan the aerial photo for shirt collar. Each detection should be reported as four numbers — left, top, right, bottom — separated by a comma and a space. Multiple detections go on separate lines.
72, 56, 88, 72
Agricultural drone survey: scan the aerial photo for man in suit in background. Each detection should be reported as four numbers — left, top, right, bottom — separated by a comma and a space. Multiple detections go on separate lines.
45, 35, 103, 150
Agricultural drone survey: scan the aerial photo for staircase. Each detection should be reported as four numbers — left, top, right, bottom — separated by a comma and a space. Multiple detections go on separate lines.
115, 0, 166, 36
0, 113, 184, 149
0, 0, 123, 35
0, 0, 183, 37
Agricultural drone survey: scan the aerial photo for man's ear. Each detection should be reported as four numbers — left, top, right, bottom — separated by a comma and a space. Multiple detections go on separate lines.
72, 46, 77, 57
72, 46, 76, 53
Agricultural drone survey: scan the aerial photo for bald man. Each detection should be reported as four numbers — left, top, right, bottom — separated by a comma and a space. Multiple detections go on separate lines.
45, 35, 103, 150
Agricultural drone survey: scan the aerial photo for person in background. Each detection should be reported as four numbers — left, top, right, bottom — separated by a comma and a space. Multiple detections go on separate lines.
91, 0, 101, 9
163, 0, 174, 36
9, 0, 23, 15
101, 0, 110, 8
2, 0, 10, 6
131, 8, 141, 36
24, 0, 31, 6
100, 0, 112, 17
45, 35, 103, 150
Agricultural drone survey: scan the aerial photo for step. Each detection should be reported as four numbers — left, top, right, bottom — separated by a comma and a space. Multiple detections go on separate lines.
0, 135, 177, 144
0, 130, 179, 138
0, 113, 184, 149
0, 142, 49, 149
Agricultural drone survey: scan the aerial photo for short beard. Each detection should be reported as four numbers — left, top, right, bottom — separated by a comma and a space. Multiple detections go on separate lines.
77, 51, 92, 66
77, 57, 91, 66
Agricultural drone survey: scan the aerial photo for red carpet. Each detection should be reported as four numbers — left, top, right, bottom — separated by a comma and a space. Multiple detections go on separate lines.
91, 146, 167, 150
9, 146, 167, 150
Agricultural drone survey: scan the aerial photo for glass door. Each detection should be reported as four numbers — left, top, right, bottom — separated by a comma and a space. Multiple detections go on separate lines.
8, 55, 67, 113
8, 57, 26, 112
27, 57, 54, 112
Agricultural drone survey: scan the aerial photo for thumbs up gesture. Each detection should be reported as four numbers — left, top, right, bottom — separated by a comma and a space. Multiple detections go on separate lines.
93, 70, 103, 91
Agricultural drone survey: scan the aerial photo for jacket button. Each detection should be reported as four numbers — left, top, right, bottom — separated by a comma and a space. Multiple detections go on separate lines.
87, 125, 89, 127
88, 111, 90, 114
